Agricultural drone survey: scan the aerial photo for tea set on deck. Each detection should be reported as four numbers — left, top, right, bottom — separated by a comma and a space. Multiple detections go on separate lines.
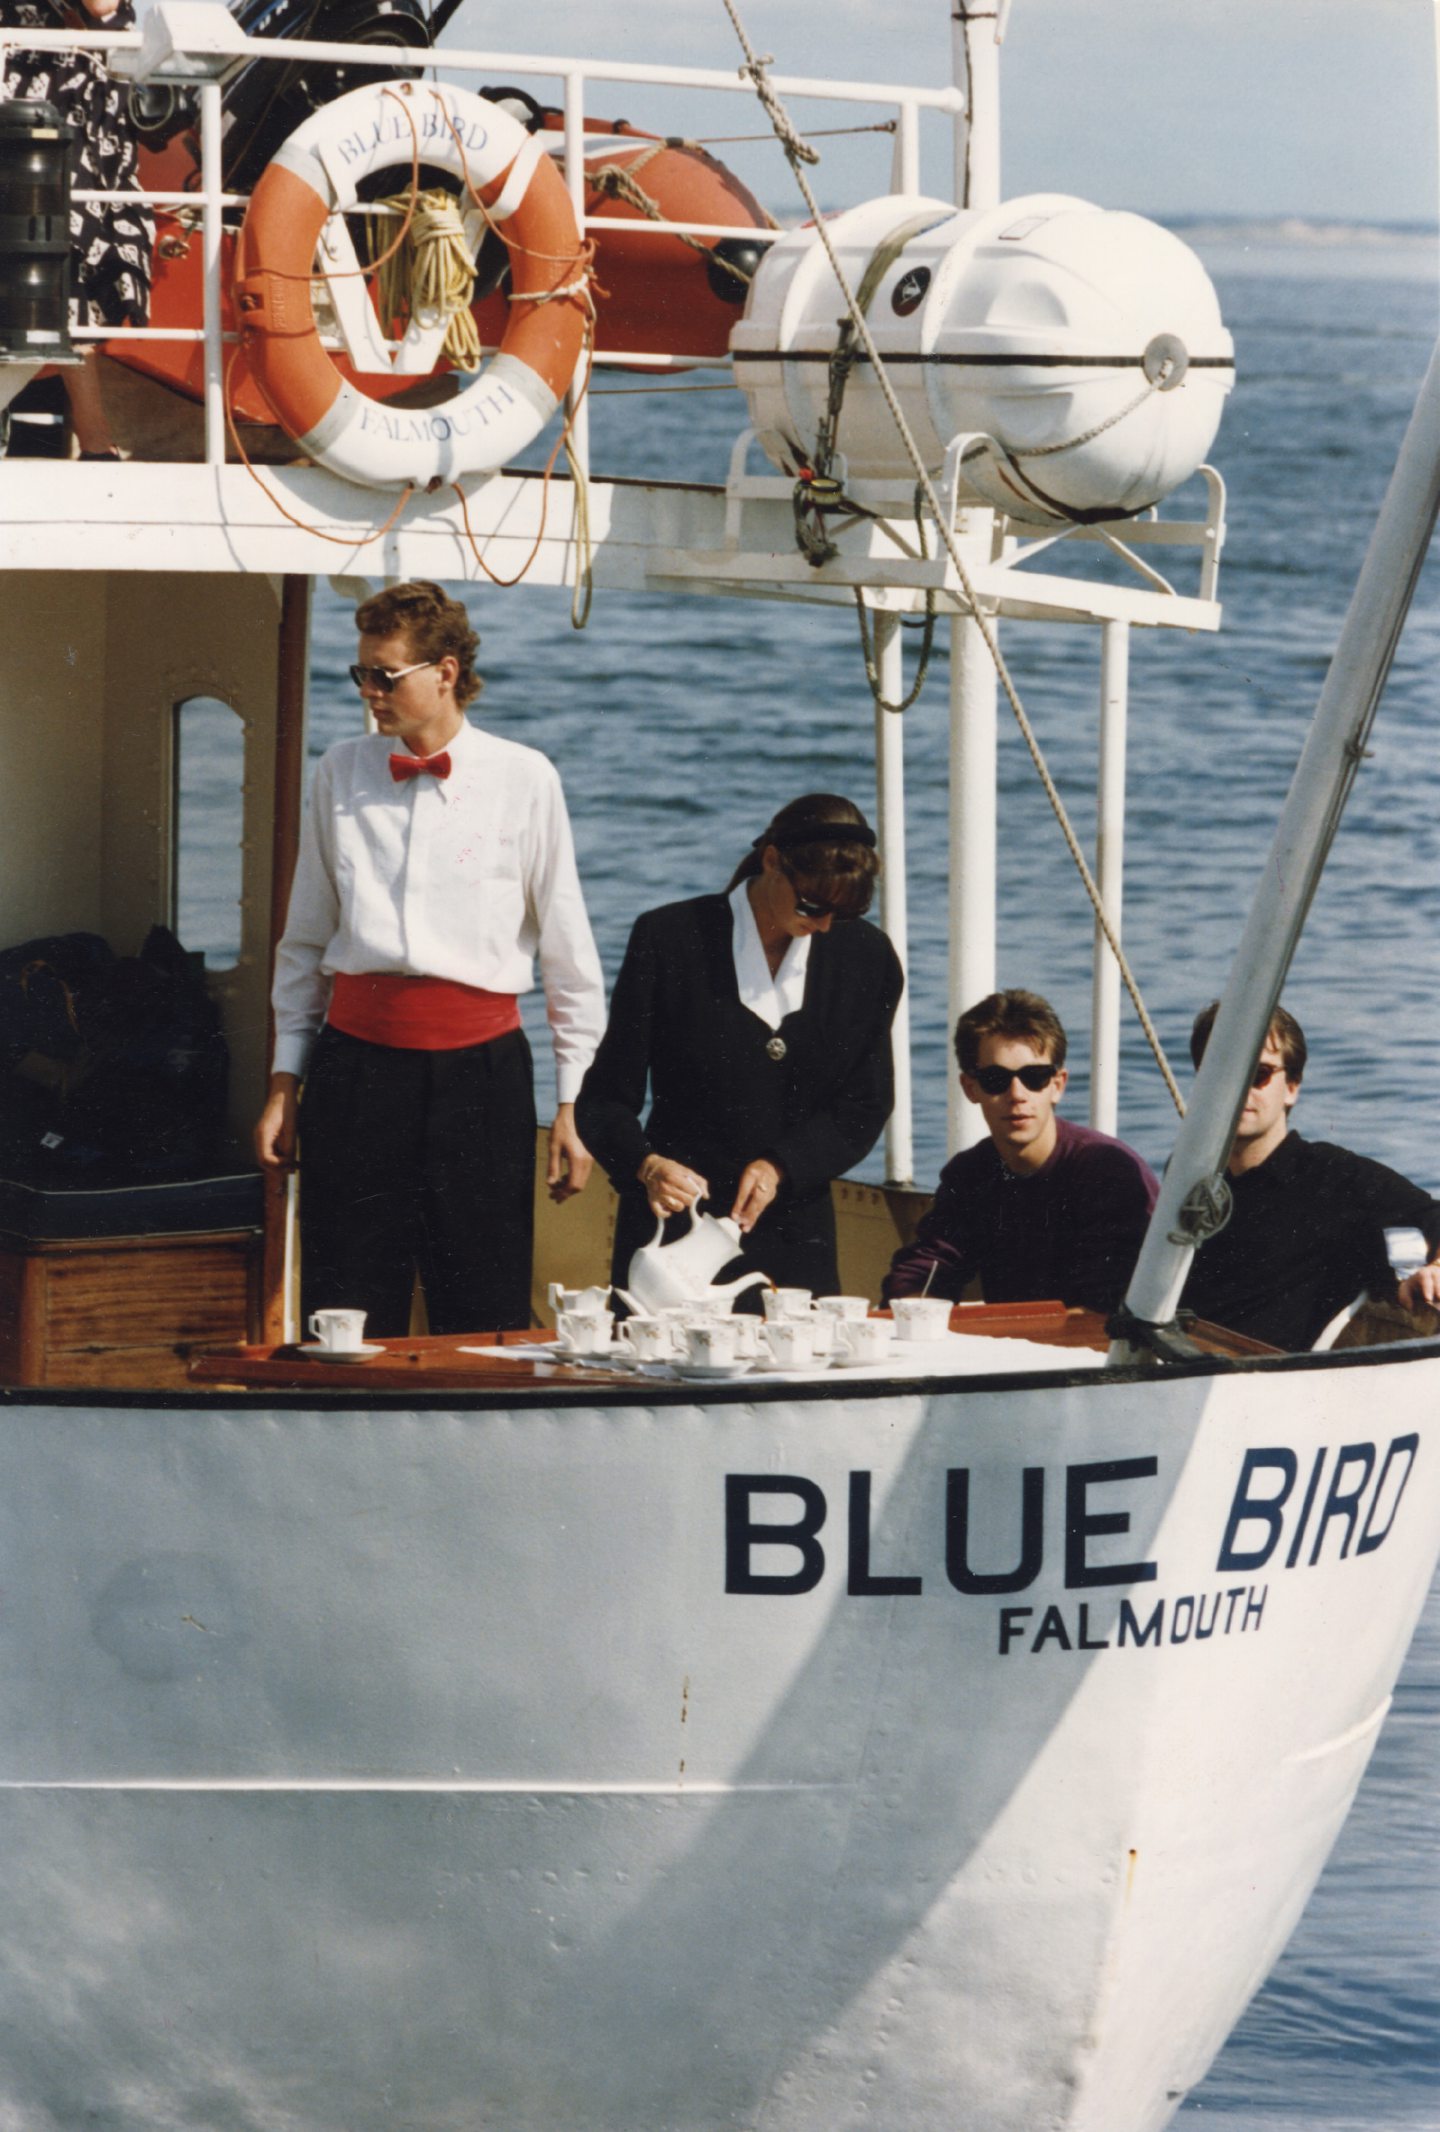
549, 1207, 953, 1379
300, 1205, 954, 1371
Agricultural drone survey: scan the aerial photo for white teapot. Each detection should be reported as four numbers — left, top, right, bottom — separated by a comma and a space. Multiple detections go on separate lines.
623, 1204, 770, 1315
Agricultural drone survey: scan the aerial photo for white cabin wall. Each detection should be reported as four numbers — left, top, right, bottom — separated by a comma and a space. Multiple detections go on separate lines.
0, 579, 107, 939
97, 572, 286, 1142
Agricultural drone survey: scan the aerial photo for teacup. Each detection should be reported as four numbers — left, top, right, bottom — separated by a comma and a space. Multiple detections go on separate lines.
684, 1319, 741, 1369
557, 1308, 614, 1356
728, 1314, 763, 1359
805, 1311, 837, 1360
838, 1317, 894, 1367
620, 1315, 674, 1362
761, 1318, 816, 1370
891, 1296, 953, 1342
548, 1281, 611, 1319
309, 1307, 367, 1352
814, 1294, 869, 1322
762, 1287, 813, 1322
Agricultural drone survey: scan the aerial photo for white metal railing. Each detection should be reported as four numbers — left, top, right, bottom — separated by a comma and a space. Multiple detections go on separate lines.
1, 6, 960, 468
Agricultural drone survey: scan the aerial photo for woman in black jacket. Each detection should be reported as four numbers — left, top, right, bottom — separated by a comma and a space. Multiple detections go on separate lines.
576, 794, 903, 1300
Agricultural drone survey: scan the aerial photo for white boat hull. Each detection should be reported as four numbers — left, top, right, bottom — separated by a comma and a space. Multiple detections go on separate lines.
1, 1345, 1436, 2131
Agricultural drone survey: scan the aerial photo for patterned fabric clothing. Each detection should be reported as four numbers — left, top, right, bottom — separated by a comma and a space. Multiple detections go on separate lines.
0, 0, 153, 327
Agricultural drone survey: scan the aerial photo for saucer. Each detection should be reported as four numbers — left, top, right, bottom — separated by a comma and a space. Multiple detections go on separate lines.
669, 1359, 755, 1382
298, 1343, 384, 1364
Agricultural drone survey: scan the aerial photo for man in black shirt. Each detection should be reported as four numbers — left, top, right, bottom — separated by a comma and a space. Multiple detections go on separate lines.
884, 990, 1158, 1314
1181, 1002, 1440, 1351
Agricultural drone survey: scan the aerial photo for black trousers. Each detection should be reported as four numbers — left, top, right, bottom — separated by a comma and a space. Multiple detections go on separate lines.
299, 1024, 537, 1337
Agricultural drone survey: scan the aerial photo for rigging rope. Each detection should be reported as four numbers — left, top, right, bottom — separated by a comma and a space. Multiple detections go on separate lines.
720, 0, 1187, 1116
682, 120, 896, 146
585, 139, 776, 289
854, 487, 937, 714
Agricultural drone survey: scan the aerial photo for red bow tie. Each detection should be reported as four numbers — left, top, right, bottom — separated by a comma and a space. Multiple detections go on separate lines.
390, 750, 452, 783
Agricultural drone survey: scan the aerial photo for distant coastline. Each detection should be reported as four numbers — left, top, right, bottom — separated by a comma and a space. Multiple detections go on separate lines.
1162, 211, 1438, 249
1158, 213, 1438, 283
792, 207, 1440, 247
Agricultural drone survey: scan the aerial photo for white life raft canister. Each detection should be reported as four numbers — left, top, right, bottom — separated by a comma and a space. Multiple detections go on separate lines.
234, 80, 588, 490
730, 192, 1235, 525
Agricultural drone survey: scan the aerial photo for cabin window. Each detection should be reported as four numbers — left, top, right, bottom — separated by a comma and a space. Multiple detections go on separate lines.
173, 695, 245, 971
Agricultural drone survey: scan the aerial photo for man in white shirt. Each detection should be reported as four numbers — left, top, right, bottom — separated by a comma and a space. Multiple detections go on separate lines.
254, 580, 605, 1335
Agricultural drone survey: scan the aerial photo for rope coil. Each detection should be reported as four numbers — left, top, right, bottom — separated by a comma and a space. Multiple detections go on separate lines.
370, 187, 481, 371
230, 82, 595, 623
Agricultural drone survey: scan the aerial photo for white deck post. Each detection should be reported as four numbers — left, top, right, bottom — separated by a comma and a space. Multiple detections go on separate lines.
1089, 619, 1129, 1135
892, 100, 921, 196
201, 78, 224, 466
946, 4, 1001, 1152
951, 3, 1001, 208
871, 609, 914, 1185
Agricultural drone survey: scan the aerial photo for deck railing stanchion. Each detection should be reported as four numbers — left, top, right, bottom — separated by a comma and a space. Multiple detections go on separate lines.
200, 77, 224, 466
894, 99, 920, 195
872, 608, 914, 1184
1090, 617, 1129, 1135
952, 4, 1001, 210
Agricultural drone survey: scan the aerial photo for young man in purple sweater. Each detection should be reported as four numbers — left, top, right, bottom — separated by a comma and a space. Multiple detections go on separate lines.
884, 990, 1158, 1316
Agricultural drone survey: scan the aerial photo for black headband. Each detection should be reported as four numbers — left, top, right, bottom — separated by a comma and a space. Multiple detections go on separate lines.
755, 818, 877, 854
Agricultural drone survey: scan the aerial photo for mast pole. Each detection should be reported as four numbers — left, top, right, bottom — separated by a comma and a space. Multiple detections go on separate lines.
946, 3, 1003, 1151
1116, 334, 1440, 1351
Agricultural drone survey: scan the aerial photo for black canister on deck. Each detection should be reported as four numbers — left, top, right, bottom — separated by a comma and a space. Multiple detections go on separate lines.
0, 100, 76, 363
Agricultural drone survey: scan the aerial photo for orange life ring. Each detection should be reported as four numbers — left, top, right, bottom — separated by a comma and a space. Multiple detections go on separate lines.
233, 80, 588, 489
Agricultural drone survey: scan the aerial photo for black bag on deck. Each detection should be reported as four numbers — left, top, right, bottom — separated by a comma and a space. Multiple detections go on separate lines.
0, 925, 229, 1184
0, 932, 114, 1068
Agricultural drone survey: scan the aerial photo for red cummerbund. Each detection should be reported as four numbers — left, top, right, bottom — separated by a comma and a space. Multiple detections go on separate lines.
327, 972, 522, 1051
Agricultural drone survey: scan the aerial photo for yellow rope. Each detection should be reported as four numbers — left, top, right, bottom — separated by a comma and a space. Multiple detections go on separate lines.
369, 189, 482, 371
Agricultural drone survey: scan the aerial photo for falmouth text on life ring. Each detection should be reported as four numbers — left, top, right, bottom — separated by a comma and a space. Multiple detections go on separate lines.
233, 79, 588, 490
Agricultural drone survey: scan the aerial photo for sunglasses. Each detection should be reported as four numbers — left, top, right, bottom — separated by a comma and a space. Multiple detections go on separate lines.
791, 888, 849, 921
780, 861, 862, 922
1250, 1060, 1285, 1089
348, 659, 435, 693
972, 1062, 1059, 1096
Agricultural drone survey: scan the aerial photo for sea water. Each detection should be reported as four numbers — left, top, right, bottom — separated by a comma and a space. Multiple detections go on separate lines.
290, 234, 1437, 2126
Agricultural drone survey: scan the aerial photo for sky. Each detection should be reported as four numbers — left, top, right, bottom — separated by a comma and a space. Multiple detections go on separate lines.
439, 0, 1440, 224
